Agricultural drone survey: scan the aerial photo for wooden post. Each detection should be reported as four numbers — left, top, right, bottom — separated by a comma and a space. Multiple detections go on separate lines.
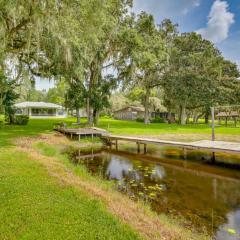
71, 133, 73, 139
137, 143, 140, 153
183, 148, 187, 160
115, 139, 118, 151
212, 152, 216, 163
211, 107, 215, 141
144, 144, 147, 154
78, 134, 81, 141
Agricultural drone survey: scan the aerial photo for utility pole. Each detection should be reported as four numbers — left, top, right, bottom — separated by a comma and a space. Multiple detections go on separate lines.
211, 106, 216, 162
211, 107, 215, 141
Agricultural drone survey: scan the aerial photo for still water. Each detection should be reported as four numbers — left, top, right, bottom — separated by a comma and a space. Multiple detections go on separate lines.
68, 145, 240, 240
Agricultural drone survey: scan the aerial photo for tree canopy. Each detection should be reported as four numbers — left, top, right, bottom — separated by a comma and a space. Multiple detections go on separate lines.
0, 1, 239, 125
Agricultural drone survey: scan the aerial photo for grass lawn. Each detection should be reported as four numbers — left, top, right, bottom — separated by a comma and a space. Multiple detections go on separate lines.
0, 150, 140, 240
0, 117, 75, 147
98, 117, 240, 136
1, 117, 239, 147
0, 117, 217, 240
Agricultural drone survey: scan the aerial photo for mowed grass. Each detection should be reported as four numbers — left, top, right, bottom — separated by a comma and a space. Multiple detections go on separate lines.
1, 117, 240, 147
0, 150, 141, 240
98, 117, 240, 135
0, 118, 75, 147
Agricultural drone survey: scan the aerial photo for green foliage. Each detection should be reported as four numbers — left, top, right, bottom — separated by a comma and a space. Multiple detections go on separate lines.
118, 14, 173, 124
0, 0, 239, 127
14, 115, 29, 125
46, 81, 65, 105
162, 32, 232, 124
151, 117, 165, 123
136, 117, 144, 122
0, 71, 19, 124
65, 80, 86, 110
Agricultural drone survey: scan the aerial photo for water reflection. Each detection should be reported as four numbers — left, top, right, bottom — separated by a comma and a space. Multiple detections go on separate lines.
69, 147, 240, 240
216, 210, 240, 240
106, 156, 133, 181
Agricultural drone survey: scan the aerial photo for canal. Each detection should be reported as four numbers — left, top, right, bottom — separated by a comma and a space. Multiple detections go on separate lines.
67, 145, 240, 240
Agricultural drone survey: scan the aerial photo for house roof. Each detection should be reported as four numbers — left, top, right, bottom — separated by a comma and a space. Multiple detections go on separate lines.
114, 106, 145, 113
216, 111, 239, 117
14, 102, 63, 109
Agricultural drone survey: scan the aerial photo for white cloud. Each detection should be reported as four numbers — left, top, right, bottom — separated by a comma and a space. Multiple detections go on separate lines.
196, 0, 234, 43
132, 0, 201, 18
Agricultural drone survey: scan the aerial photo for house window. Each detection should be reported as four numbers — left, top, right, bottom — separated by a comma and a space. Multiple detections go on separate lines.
16, 109, 23, 114
31, 108, 56, 116
57, 109, 65, 115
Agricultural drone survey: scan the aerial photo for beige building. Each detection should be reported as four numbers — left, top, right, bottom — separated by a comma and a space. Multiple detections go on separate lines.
14, 102, 67, 118
114, 106, 150, 120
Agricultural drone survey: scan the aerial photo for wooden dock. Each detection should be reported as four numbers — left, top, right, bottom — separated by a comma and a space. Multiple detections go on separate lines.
54, 126, 240, 156
54, 127, 108, 140
102, 135, 240, 155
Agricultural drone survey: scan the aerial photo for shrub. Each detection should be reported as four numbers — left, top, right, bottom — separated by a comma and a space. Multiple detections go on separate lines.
150, 117, 165, 123
136, 117, 144, 122
14, 115, 29, 125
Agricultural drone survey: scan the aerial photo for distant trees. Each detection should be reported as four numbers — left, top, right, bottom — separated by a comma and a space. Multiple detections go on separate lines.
162, 33, 239, 124
46, 81, 65, 105
0, 1, 239, 125
162, 33, 220, 124
65, 79, 86, 124
0, 71, 19, 123
117, 13, 168, 124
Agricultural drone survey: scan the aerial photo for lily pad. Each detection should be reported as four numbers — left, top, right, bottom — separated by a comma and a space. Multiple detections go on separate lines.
227, 228, 236, 235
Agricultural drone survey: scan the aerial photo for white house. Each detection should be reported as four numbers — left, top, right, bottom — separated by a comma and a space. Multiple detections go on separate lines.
14, 102, 67, 118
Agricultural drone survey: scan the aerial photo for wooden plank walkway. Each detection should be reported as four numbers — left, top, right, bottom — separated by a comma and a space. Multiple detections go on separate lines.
54, 127, 108, 140
103, 135, 240, 154
54, 126, 240, 155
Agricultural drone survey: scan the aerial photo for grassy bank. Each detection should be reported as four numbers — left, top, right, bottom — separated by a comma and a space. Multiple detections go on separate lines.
1, 117, 240, 148
0, 148, 141, 240
30, 135, 210, 240
0, 118, 213, 239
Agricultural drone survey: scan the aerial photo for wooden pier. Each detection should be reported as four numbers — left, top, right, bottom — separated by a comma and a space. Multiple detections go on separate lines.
54, 126, 240, 156
102, 135, 240, 155
54, 127, 108, 140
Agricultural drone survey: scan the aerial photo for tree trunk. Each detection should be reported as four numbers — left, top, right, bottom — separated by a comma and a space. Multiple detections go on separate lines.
88, 107, 93, 126
186, 114, 190, 124
180, 104, 187, 125
204, 107, 210, 124
76, 108, 80, 124
194, 113, 204, 124
9, 114, 15, 124
87, 97, 90, 123
87, 96, 94, 125
144, 87, 150, 124
204, 112, 209, 124
193, 114, 197, 124
167, 111, 172, 124
93, 109, 99, 125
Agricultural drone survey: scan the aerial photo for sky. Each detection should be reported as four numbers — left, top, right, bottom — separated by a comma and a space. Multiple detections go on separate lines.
132, 0, 240, 67
37, 0, 240, 91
